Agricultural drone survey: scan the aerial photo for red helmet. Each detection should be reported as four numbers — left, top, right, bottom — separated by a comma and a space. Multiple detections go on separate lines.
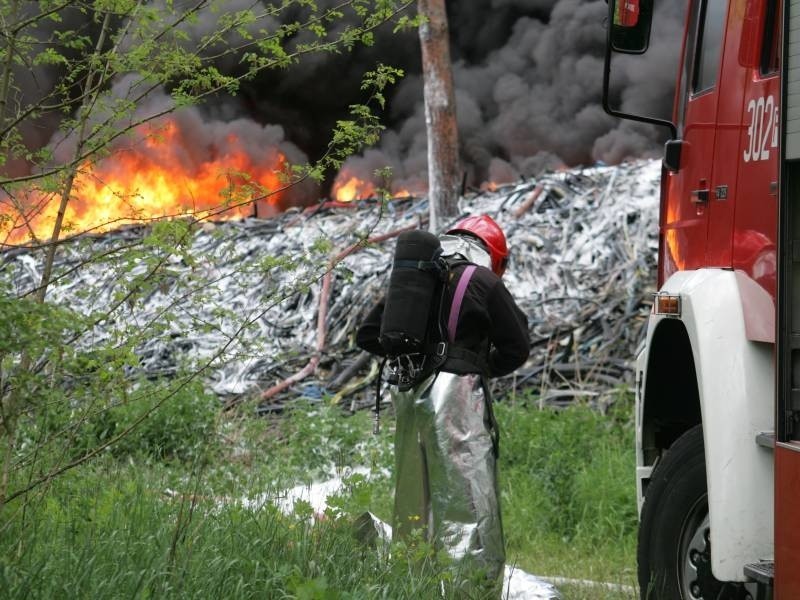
447, 214, 509, 276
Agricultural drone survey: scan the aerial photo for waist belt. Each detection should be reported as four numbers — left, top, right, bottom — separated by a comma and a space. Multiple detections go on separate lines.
440, 345, 488, 375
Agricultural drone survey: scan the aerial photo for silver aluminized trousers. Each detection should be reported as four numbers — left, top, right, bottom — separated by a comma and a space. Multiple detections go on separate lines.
391, 371, 504, 586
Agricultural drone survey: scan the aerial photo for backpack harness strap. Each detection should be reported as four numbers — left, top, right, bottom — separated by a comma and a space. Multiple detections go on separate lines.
447, 265, 476, 343
422, 264, 485, 369
392, 258, 444, 272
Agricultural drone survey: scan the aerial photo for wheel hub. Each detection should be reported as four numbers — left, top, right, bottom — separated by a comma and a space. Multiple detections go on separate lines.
680, 511, 753, 600
682, 514, 720, 599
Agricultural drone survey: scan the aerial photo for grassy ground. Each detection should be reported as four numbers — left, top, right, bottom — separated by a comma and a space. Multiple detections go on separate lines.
498, 397, 638, 599
0, 392, 638, 599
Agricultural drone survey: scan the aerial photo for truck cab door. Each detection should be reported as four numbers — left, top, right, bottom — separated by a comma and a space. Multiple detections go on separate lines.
704, 0, 752, 272
662, 0, 727, 279
732, 0, 781, 343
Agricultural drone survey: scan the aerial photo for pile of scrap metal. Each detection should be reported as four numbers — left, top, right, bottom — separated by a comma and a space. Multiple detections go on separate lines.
1, 159, 660, 413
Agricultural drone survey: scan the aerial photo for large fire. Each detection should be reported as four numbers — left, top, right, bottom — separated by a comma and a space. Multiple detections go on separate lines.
1, 117, 435, 246
1, 120, 289, 245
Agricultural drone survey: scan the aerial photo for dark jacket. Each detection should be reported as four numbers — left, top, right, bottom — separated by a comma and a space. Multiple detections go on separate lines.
356, 262, 530, 378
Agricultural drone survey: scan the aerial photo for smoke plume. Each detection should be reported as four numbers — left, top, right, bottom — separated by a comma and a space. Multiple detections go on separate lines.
5, 0, 685, 206
333, 0, 686, 193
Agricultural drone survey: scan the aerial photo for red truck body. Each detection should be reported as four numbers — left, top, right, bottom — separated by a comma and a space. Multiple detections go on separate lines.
604, 0, 800, 597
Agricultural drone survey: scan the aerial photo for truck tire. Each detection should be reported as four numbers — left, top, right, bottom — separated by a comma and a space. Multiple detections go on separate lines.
637, 425, 750, 600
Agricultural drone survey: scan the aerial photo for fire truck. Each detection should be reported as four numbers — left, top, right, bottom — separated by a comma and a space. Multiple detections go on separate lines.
603, 0, 798, 598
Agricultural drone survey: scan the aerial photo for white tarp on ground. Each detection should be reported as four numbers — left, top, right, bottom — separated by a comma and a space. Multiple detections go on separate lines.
268, 469, 562, 599
270, 471, 641, 598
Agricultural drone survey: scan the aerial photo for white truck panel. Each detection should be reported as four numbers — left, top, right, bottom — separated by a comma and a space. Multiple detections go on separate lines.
637, 269, 774, 581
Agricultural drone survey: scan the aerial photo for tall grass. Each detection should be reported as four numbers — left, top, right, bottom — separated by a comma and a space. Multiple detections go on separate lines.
498, 396, 638, 596
0, 459, 463, 599
0, 393, 638, 599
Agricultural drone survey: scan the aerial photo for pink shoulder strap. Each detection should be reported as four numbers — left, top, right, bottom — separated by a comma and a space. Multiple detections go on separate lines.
447, 265, 477, 344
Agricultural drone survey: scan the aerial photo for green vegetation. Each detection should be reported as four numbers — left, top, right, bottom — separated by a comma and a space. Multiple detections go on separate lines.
1, 4, 638, 597
0, 392, 638, 599
499, 396, 638, 598
0, 461, 451, 599
0, 0, 417, 515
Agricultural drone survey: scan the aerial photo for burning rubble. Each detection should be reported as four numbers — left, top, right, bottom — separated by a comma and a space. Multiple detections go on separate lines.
1, 87, 318, 246
1, 159, 660, 411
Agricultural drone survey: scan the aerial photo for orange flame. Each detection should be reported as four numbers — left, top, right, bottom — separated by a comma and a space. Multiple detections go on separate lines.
331, 170, 423, 203
1, 120, 289, 244
332, 175, 376, 203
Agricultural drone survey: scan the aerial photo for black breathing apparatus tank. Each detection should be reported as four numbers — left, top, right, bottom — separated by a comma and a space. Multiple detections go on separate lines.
371, 230, 479, 429
379, 230, 447, 359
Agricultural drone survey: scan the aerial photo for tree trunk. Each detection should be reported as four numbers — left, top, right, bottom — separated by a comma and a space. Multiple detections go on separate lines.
418, 0, 460, 233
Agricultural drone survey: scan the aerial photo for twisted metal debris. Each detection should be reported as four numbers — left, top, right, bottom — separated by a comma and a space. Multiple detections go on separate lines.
1, 160, 660, 412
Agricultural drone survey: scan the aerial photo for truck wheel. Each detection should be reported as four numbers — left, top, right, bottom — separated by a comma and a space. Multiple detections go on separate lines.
637, 425, 750, 600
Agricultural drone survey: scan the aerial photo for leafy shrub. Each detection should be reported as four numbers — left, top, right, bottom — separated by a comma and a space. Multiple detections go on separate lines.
257, 400, 393, 483
28, 378, 221, 462
106, 379, 220, 461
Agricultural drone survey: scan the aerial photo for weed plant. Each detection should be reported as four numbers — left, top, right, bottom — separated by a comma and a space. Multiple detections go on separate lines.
13, 377, 221, 481
0, 391, 638, 599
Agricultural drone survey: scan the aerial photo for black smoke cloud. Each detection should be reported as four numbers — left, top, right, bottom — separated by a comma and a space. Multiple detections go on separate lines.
332, 0, 686, 193
7, 0, 685, 203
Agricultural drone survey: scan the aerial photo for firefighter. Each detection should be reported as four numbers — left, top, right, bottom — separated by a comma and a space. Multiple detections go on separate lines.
356, 214, 530, 595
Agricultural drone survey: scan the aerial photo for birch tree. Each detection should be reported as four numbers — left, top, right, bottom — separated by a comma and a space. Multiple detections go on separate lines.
418, 0, 460, 232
